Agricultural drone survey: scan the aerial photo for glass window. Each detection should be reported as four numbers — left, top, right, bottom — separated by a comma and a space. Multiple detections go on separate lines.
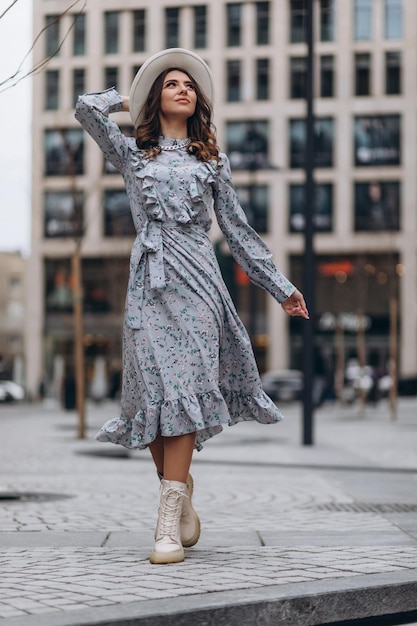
290, 56, 307, 99
289, 118, 334, 168
165, 8, 180, 48
256, 2, 270, 45
226, 60, 241, 102
236, 185, 269, 233
256, 58, 270, 100
385, 51, 402, 95
193, 6, 207, 49
44, 129, 84, 176
226, 120, 270, 170
44, 191, 84, 238
104, 67, 118, 91
45, 258, 130, 314
354, 115, 401, 167
104, 190, 135, 237
290, 0, 307, 43
354, 52, 371, 96
45, 70, 59, 110
289, 183, 333, 232
354, 0, 372, 40
320, 0, 335, 41
73, 13, 86, 56
45, 259, 73, 312
104, 11, 119, 54
355, 182, 400, 231
72, 69, 85, 107
226, 3, 242, 47
83, 258, 130, 313
385, 0, 402, 39
320, 55, 334, 98
133, 10, 146, 52
45, 15, 60, 57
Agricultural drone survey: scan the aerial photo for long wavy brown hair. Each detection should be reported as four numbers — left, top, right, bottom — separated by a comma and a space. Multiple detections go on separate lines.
135, 67, 219, 162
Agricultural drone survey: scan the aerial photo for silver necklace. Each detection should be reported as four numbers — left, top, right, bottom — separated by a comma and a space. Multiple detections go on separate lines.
159, 139, 191, 151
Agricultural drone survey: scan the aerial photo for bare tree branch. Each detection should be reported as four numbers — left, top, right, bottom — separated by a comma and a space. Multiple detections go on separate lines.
0, 0, 86, 93
0, 0, 19, 21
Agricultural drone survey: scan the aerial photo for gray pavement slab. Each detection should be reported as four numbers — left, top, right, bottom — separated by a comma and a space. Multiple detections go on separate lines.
1, 397, 417, 625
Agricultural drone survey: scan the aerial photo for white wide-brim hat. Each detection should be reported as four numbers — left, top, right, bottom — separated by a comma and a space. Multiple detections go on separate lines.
129, 48, 214, 129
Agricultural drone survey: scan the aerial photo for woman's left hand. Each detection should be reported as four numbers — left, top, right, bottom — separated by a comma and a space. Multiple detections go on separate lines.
281, 289, 309, 319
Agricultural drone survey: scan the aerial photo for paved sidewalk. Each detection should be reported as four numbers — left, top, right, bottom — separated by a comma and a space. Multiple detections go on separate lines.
1, 397, 417, 625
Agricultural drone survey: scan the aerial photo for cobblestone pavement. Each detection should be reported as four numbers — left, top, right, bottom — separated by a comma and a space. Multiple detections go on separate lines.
1, 399, 417, 622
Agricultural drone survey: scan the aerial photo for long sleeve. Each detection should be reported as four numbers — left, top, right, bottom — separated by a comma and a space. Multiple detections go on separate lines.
212, 154, 295, 304
75, 87, 130, 173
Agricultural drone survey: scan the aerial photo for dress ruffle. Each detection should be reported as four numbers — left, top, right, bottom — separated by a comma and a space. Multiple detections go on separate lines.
96, 388, 282, 451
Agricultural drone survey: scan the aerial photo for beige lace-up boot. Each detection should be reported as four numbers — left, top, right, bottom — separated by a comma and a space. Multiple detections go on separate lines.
157, 472, 200, 548
150, 480, 186, 564
181, 474, 201, 547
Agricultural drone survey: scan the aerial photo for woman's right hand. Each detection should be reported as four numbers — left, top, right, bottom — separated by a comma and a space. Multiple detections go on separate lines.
122, 97, 130, 112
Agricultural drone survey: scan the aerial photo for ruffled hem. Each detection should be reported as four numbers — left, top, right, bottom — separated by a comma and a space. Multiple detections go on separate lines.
95, 388, 282, 452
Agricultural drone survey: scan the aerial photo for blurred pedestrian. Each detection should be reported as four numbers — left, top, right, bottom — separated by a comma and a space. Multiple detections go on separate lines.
75, 48, 308, 564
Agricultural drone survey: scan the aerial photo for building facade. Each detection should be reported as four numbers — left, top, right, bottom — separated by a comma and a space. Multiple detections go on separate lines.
27, 0, 417, 398
0, 252, 26, 384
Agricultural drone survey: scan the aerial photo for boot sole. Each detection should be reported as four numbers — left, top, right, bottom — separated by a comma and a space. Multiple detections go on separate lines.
150, 548, 184, 564
182, 474, 201, 548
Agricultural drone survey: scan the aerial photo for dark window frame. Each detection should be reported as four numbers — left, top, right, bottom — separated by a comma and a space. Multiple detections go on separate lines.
290, 0, 307, 44
104, 11, 120, 54
256, 58, 270, 100
72, 68, 85, 107
133, 9, 146, 52
256, 2, 270, 45
45, 15, 60, 57
354, 181, 401, 232
44, 190, 84, 238
320, 54, 334, 98
289, 117, 334, 169
226, 3, 242, 47
73, 13, 86, 56
289, 182, 333, 232
226, 59, 241, 102
354, 52, 371, 96
44, 128, 84, 177
354, 0, 372, 40
165, 7, 180, 48
193, 5, 207, 49
385, 51, 402, 94
290, 56, 307, 99
45, 70, 60, 110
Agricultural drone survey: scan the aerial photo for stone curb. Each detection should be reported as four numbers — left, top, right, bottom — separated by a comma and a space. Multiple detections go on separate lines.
5, 570, 417, 626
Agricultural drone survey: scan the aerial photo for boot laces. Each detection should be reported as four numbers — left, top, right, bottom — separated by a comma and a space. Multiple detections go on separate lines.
159, 486, 187, 538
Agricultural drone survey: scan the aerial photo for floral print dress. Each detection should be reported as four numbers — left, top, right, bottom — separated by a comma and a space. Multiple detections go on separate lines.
75, 88, 295, 451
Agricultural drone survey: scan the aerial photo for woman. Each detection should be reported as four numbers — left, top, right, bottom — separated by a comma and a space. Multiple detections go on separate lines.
75, 48, 308, 565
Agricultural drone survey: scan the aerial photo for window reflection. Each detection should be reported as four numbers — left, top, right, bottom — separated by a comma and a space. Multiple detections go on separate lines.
354, 115, 401, 167
355, 182, 400, 232
226, 120, 270, 170
44, 129, 84, 176
104, 190, 135, 237
44, 191, 84, 238
289, 118, 334, 168
289, 183, 333, 232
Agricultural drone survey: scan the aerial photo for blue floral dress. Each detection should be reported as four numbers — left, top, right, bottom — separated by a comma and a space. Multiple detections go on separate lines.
75, 88, 295, 451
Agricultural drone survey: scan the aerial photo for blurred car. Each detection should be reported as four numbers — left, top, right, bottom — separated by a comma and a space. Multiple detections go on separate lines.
0, 381, 25, 403
261, 369, 303, 402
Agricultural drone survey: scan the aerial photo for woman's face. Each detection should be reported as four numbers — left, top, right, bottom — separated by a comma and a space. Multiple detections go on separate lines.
159, 70, 197, 122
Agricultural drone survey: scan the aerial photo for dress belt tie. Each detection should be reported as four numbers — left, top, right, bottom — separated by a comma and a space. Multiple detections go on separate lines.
129, 219, 181, 291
